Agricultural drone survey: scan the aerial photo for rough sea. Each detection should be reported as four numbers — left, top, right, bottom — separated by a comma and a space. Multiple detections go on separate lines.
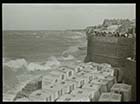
3, 30, 87, 101
3, 30, 87, 62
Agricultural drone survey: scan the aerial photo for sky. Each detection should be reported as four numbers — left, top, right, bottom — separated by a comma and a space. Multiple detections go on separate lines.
2, 4, 136, 30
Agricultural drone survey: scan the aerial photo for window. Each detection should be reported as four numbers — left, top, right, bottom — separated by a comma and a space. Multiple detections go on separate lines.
76, 67, 80, 72
65, 98, 71, 101
61, 75, 64, 80
90, 84, 93, 87
82, 66, 85, 68
36, 93, 41, 96
115, 91, 119, 93
72, 84, 74, 90
70, 85, 72, 92
89, 94, 92, 98
80, 80, 83, 88
48, 96, 51, 101
55, 79, 58, 83
62, 68, 65, 70
78, 90, 83, 94
58, 89, 63, 97
89, 76, 93, 81
89, 94, 92, 101
46, 97, 48, 101
68, 71, 72, 77
58, 90, 61, 97
82, 80, 85, 86
61, 89, 63, 96
78, 68, 80, 72
81, 72, 84, 75
61, 81, 65, 84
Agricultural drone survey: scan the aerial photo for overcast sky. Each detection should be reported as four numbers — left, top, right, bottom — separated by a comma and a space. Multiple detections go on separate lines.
2, 4, 135, 30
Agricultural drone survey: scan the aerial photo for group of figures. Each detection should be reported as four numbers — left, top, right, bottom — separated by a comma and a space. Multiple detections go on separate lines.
86, 26, 135, 38
86, 30, 135, 38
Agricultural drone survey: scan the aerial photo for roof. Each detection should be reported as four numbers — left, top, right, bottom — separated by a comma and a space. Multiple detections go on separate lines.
91, 78, 109, 85
111, 83, 131, 92
83, 83, 101, 91
29, 89, 55, 101
45, 83, 65, 91
58, 80, 76, 86
71, 88, 92, 96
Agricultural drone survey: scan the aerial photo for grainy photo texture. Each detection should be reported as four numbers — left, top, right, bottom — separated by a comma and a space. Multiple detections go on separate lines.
2, 4, 136, 102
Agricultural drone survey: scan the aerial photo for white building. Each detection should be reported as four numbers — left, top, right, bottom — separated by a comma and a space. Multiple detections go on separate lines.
57, 66, 74, 79
56, 94, 75, 102
98, 92, 122, 102
29, 89, 55, 102
69, 95, 90, 102
67, 75, 85, 88
75, 71, 94, 83
90, 78, 109, 93
48, 69, 67, 81
82, 83, 101, 101
74, 72, 91, 84
56, 80, 76, 94
42, 73, 61, 89
71, 88, 92, 99
44, 83, 66, 100
71, 88, 101, 101
18, 61, 122, 102
111, 83, 132, 101
102, 76, 116, 91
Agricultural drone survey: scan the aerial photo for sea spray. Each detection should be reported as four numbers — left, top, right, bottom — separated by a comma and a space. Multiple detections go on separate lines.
4, 58, 28, 72
27, 63, 49, 71
3, 56, 62, 72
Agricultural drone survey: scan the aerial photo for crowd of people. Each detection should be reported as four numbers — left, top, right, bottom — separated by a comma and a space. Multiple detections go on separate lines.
86, 31, 135, 38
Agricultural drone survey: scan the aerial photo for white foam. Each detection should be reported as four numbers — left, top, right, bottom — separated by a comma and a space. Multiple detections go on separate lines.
44, 56, 61, 68
27, 63, 49, 71
27, 56, 61, 71
62, 46, 79, 56
3, 56, 62, 72
4, 59, 28, 71
61, 54, 75, 60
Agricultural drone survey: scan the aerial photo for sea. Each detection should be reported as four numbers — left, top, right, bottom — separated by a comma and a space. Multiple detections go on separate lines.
3, 30, 87, 62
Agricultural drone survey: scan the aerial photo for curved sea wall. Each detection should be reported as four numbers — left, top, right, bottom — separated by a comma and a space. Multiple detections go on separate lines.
84, 19, 135, 67
84, 35, 135, 67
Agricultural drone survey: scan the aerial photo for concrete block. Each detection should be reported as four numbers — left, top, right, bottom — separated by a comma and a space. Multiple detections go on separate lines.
98, 92, 122, 102
111, 83, 132, 101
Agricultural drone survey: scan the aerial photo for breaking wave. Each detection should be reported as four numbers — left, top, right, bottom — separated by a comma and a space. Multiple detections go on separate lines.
3, 43, 86, 72
68, 32, 86, 39
3, 58, 28, 72
3, 56, 61, 72
62, 46, 79, 56
60, 54, 75, 60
